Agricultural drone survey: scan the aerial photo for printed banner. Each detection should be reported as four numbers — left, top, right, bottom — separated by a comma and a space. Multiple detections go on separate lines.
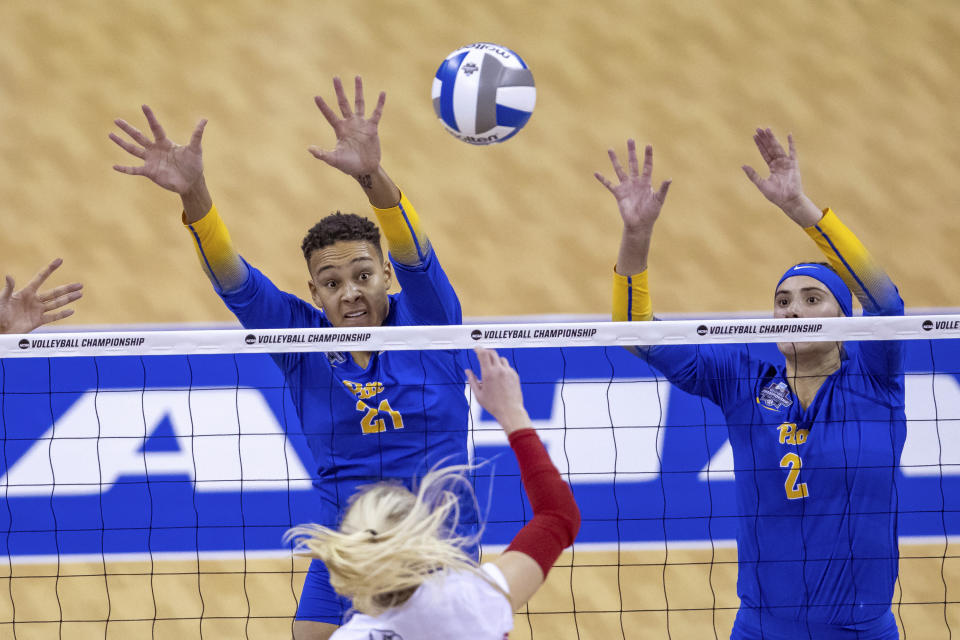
1, 339, 958, 557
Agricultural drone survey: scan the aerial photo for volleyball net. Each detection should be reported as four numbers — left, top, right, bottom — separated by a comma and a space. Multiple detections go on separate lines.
2, 315, 959, 639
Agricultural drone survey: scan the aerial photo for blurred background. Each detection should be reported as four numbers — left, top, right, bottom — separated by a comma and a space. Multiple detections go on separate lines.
1, 0, 957, 327
3, 3, 960, 638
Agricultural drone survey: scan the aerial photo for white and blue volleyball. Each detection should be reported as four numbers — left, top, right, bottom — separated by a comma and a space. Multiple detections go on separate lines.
432, 43, 536, 145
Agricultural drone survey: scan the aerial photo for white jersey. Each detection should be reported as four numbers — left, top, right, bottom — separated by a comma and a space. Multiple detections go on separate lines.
331, 563, 513, 640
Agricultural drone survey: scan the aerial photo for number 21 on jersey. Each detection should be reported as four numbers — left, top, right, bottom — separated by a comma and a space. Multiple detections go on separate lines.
343, 380, 405, 434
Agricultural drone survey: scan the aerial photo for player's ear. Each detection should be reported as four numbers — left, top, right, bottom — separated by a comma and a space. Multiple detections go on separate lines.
307, 279, 322, 310
382, 260, 393, 290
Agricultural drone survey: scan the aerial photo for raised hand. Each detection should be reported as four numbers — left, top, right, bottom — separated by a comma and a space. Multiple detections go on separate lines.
742, 128, 820, 226
310, 76, 386, 178
0, 258, 83, 334
595, 140, 671, 233
111, 105, 208, 195
465, 348, 531, 435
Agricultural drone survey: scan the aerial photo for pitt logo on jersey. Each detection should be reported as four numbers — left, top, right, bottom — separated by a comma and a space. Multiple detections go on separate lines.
778, 422, 808, 445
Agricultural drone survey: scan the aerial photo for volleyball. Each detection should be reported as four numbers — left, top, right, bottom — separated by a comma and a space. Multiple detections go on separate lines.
431, 42, 536, 145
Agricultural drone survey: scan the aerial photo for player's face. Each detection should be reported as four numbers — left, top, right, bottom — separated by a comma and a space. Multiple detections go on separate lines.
307, 240, 392, 328
773, 275, 842, 319
774, 275, 843, 359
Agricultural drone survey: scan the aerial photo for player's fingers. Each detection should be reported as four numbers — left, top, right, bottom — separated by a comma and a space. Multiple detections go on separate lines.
354, 76, 365, 116
465, 368, 481, 395
473, 347, 496, 363
369, 92, 386, 125
113, 164, 148, 176
765, 128, 787, 158
641, 144, 654, 182
627, 139, 639, 177
742, 165, 764, 188
114, 118, 152, 147
39, 283, 83, 307
314, 95, 339, 128
607, 149, 627, 182
754, 129, 774, 165
656, 179, 672, 203
38, 281, 83, 301
474, 347, 491, 369
308, 146, 339, 167
142, 105, 168, 141
189, 118, 208, 150
108, 132, 145, 159
787, 133, 796, 161
40, 308, 75, 326
333, 77, 352, 118
1, 276, 14, 302
477, 347, 499, 371
44, 289, 83, 311
594, 172, 615, 194
25, 258, 62, 293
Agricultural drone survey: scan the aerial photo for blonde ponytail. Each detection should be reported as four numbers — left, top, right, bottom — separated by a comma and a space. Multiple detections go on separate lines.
285, 465, 490, 616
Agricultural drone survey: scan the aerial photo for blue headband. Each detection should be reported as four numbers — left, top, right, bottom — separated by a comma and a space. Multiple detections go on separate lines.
776, 263, 853, 317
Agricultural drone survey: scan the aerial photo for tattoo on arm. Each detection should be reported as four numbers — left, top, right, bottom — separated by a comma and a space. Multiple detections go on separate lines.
356, 174, 373, 189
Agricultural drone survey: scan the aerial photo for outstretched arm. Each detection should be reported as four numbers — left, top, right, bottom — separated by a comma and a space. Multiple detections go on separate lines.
466, 349, 580, 610
0, 258, 82, 333
598, 141, 748, 406
595, 140, 670, 323
110, 106, 247, 292
310, 77, 429, 266
743, 128, 902, 317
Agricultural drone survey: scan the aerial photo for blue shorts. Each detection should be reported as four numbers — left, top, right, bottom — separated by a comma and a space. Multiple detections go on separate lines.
732, 607, 898, 639
295, 559, 351, 624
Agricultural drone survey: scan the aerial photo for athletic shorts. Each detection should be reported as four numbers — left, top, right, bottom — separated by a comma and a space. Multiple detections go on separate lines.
294, 558, 351, 624
731, 607, 899, 639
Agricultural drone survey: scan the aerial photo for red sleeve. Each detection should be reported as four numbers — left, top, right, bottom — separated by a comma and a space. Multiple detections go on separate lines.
505, 429, 581, 577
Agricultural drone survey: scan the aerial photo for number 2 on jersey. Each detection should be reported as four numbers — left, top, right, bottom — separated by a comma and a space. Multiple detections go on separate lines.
779, 452, 809, 500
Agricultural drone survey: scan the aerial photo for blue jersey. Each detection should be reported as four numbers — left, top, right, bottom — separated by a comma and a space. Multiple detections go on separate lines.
613, 209, 905, 638
219, 249, 470, 526
184, 193, 473, 624
645, 331, 905, 636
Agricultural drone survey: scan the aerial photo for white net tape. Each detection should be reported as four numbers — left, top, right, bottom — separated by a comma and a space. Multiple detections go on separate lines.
2, 314, 958, 357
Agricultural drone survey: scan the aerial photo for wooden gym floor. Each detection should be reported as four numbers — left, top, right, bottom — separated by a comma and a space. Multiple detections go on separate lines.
2, 0, 959, 637
4, 543, 960, 638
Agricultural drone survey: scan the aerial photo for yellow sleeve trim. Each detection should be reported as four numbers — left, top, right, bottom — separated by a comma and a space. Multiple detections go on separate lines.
613, 268, 653, 322
803, 208, 873, 276
372, 191, 430, 266
804, 207, 899, 314
183, 204, 247, 292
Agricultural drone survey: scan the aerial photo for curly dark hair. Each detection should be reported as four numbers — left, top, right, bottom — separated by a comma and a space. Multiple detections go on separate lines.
301, 212, 382, 262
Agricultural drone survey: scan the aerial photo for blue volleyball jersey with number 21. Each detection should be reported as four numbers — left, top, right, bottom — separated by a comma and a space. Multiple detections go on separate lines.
187, 192, 471, 529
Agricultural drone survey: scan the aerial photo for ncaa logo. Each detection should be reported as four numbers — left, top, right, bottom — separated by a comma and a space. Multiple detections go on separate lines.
696, 325, 708, 336
18, 338, 29, 349
471, 329, 482, 340
245, 334, 256, 344
922, 320, 934, 332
